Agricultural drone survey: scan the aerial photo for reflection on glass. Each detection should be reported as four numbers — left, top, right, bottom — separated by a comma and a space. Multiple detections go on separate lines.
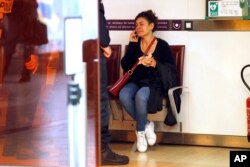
0, 0, 82, 166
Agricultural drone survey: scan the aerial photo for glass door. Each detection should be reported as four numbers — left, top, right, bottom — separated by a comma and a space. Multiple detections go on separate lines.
0, 0, 99, 166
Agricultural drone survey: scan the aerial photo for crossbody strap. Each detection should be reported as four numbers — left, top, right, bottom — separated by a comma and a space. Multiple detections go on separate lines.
143, 37, 156, 56
128, 37, 157, 74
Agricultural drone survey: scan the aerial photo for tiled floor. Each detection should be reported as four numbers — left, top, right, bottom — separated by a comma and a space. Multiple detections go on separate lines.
106, 142, 248, 167
0, 132, 248, 167
0, 123, 69, 167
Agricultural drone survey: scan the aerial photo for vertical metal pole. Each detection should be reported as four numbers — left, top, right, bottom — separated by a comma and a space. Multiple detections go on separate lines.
68, 68, 87, 167
66, 0, 98, 166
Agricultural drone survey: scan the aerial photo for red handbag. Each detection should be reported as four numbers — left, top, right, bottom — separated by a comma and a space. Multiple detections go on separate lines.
108, 37, 156, 97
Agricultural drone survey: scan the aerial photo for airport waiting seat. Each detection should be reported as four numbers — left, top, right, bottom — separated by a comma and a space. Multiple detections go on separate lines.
108, 45, 186, 133
107, 45, 122, 88
167, 45, 186, 120
106, 45, 124, 122
147, 45, 186, 132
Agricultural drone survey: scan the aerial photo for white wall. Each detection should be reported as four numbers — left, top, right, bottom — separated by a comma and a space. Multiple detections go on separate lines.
104, 0, 250, 136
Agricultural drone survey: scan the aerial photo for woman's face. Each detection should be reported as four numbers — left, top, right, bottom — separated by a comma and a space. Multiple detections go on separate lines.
135, 17, 154, 37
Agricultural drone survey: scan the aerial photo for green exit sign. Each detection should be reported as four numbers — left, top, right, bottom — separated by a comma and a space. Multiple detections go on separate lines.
208, 0, 245, 18
209, 1, 219, 17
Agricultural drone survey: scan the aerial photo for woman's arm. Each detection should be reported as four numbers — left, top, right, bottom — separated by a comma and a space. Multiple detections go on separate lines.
155, 39, 176, 66
156, 39, 179, 89
121, 41, 139, 71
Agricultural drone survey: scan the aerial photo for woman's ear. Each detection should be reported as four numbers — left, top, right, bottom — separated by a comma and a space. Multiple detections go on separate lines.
149, 22, 155, 31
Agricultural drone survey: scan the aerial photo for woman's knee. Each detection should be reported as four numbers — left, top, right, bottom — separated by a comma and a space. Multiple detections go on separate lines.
135, 87, 150, 103
119, 88, 132, 102
119, 83, 138, 101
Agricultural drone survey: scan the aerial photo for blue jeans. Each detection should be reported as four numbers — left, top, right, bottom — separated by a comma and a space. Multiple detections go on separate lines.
119, 82, 150, 131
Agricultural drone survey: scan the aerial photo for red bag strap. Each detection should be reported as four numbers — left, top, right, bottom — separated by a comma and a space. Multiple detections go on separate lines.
143, 37, 157, 56
129, 37, 157, 73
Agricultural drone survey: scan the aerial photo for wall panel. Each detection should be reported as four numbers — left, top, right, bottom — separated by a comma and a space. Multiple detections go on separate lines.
104, 0, 250, 136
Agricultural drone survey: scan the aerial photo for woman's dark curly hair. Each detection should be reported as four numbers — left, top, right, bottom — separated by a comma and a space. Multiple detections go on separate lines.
135, 10, 158, 32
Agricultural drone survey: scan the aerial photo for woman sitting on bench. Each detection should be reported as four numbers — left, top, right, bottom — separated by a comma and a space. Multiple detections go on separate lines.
119, 10, 178, 152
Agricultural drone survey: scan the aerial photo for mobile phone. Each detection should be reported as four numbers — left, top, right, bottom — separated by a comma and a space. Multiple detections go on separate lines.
134, 31, 138, 40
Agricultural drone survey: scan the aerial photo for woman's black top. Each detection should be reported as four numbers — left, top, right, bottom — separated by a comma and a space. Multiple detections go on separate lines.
121, 37, 179, 114
121, 38, 176, 87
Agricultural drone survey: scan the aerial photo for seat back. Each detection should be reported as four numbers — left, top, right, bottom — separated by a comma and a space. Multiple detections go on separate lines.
170, 45, 185, 94
106, 45, 122, 86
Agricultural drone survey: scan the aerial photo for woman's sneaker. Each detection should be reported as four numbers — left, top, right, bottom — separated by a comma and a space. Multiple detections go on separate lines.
145, 121, 156, 146
136, 131, 148, 152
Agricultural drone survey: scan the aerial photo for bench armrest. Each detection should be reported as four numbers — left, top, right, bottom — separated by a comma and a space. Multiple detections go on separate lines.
168, 86, 188, 118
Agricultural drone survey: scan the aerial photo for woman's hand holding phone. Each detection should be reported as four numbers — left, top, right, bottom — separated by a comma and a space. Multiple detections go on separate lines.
129, 30, 138, 42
